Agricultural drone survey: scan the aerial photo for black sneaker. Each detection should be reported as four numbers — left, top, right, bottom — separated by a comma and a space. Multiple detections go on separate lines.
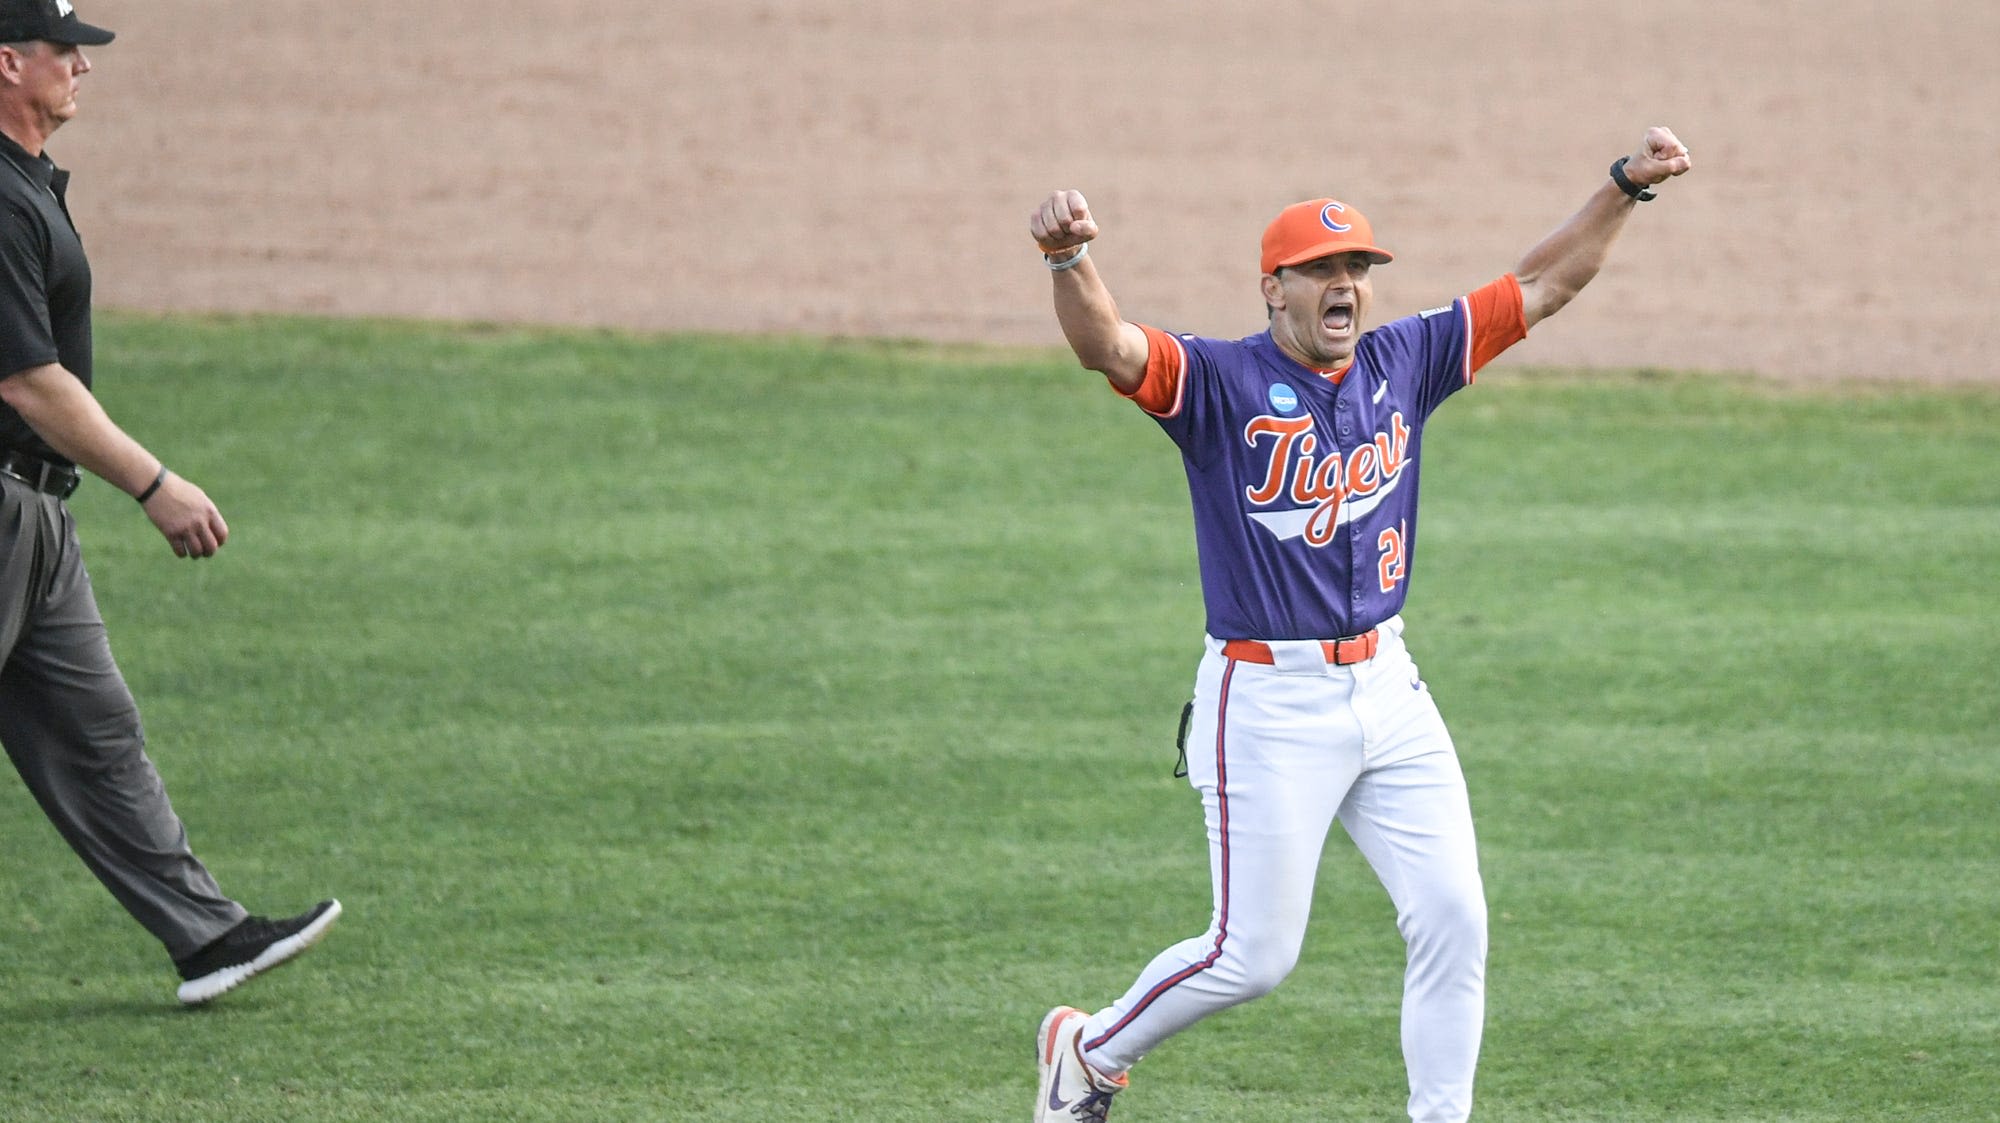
174, 899, 342, 1005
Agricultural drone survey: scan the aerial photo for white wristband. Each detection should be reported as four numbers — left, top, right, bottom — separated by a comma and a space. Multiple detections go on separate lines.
1044, 244, 1088, 272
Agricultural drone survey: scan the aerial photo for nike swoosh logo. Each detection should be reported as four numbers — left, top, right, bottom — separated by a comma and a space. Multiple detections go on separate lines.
1372, 379, 1388, 402
1046, 1055, 1073, 1112
1243, 466, 1413, 541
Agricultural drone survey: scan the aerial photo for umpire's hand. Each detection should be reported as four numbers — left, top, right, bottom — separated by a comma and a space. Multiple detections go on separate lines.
140, 472, 229, 559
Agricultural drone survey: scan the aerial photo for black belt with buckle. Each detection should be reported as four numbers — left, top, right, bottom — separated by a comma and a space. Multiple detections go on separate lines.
0, 449, 82, 498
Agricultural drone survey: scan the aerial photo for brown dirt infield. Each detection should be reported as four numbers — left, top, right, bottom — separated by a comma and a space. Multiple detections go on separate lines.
63, 1, 1998, 384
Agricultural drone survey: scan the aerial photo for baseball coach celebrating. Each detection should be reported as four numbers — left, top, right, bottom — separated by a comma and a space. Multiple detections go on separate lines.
1027, 126, 1692, 1122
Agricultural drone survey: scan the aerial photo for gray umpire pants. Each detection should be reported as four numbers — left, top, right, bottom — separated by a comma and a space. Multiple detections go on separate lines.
1, 475, 244, 961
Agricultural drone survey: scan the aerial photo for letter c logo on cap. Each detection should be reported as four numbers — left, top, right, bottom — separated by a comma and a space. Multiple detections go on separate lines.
1319, 202, 1352, 234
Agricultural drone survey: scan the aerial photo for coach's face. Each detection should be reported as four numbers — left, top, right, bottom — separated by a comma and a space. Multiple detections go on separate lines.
1263, 251, 1374, 371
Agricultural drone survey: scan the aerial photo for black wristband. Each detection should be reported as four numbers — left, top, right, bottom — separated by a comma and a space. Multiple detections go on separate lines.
136, 465, 167, 504
1609, 156, 1657, 202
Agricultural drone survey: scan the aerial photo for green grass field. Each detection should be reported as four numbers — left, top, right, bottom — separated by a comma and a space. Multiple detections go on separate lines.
2, 313, 1996, 1121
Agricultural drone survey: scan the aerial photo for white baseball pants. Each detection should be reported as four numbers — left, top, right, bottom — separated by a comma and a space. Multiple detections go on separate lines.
1077, 617, 1487, 1123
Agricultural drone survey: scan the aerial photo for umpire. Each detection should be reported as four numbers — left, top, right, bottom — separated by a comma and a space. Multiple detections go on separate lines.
0, 0, 338, 1004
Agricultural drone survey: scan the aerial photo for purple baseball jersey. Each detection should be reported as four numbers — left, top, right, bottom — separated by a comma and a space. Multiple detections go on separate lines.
1123, 275, 1526, 641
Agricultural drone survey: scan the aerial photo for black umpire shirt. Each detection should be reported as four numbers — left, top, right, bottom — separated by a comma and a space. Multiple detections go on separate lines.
0, 129, 93, 464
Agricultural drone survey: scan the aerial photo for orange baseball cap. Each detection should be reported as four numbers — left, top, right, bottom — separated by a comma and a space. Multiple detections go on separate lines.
1260, 198, 1393, 275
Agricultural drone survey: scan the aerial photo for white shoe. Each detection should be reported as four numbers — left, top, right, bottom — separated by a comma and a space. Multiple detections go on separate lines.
1034, 1006, 1128, 1122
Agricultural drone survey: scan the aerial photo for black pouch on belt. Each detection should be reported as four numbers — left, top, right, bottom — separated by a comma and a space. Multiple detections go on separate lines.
1172, 700, 1193, 778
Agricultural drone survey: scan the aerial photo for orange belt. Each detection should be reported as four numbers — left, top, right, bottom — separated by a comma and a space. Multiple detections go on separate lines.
1222, 629, 1380, 667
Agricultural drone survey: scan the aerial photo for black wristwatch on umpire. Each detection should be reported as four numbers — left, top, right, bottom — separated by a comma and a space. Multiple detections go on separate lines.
1609, 156, 1656, 201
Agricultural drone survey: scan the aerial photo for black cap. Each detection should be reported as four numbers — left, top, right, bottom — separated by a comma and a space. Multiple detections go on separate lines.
0, 0, 114, 46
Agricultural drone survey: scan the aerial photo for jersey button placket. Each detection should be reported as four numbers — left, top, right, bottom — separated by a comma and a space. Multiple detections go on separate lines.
1338, 397, 1359, 618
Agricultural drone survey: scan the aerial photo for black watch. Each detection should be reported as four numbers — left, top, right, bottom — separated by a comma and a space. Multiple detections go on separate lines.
1609, 156, 1657, 201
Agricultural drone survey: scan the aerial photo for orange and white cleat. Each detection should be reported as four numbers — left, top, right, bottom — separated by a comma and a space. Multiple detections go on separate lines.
1034, 1006, 1129, 1122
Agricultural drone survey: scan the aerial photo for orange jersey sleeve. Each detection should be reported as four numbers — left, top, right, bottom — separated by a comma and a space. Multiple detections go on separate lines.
1466, 274, 1528, 376
1115, 324, 1188, 417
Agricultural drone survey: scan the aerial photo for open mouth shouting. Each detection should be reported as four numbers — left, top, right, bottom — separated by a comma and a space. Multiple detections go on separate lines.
1323, 297, 1356, 336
